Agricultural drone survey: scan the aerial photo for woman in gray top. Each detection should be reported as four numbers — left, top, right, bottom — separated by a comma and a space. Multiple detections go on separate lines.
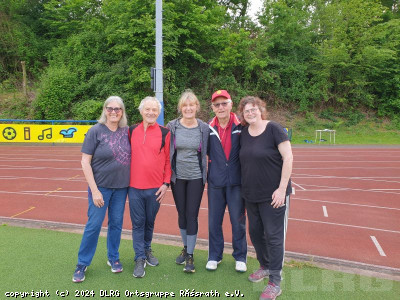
72, 96, 131, 283
167, 90, 209, 273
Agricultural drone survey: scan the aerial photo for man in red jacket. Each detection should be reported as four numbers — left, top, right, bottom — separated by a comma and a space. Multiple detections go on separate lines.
128, 96, 171, 278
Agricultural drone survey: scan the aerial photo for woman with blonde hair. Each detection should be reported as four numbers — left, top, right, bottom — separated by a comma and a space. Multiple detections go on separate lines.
167, 90, 209, 273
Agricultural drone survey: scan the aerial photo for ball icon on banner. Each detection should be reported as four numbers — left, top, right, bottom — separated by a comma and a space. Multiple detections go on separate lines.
2, 127, 17, 140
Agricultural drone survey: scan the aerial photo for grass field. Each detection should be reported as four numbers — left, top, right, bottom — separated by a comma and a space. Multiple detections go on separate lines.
286, 112, 400, 145
1, 225, 399, 299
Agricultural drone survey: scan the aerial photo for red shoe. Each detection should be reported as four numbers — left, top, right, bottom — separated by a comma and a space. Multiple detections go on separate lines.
259, 282, 282, 300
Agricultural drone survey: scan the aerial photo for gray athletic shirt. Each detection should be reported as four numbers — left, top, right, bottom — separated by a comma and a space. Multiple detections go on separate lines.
81, 123, 131, 188
175, 124, 202, 180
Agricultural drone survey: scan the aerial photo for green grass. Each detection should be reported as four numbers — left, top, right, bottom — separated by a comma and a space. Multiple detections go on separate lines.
287, 112, 400, 145
1, 225, 399, 299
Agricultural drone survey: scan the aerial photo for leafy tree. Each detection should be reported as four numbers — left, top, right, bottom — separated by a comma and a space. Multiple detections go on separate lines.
257, 0, 320, 110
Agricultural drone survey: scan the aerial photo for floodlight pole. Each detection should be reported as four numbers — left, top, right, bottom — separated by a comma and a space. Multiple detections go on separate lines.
155, 0, 164, 125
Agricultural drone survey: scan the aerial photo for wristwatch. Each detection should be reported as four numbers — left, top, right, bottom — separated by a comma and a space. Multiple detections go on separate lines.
163, 182, 170, 188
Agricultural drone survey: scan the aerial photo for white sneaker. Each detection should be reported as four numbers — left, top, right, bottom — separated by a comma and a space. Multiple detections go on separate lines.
235, 261, 247, 272
206, 260, 221, 270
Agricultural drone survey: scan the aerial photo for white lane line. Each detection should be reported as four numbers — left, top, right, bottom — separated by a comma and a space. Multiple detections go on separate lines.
293, 167, 400, 170
294, 197, 400, 211
21, 190, 86, 193
0, 190, 87, 200
0, 175, 86, 181
0, 157, 76, 162
292, 187, 295, 195
287, 183, 400, 195
292, 174, 400, 184
370, 189, 400, 191
370, 236, 386, 257
322, 206, 328, 217
292, 181, 306, 190
290, 218, 400, 234
294, 160, 400, 163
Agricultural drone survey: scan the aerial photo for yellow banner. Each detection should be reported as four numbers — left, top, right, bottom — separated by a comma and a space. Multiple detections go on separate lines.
0, 124, 93, 143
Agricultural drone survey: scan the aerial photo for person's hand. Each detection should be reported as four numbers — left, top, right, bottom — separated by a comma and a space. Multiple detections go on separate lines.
155, 184, 168, 202
92, 189, 104, 208
271, 187, 286, 208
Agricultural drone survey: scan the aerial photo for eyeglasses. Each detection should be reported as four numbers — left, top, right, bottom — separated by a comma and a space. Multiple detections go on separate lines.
243, 108, 259, 115
212, 101, 231, 108
106, 107, 122, 113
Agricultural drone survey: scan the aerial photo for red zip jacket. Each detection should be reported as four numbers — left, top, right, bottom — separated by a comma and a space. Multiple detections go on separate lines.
130, 122, 171, 189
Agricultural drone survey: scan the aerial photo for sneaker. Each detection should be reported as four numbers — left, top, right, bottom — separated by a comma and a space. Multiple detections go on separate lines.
133, 258, 146, 278
72, 264, 87, 283
206, 260, 221, 271
107, 259, 123, 273
235, 261, 247, 272
248, 267, 269, 282
259, 282, 282, 300
145, 249, 159, 266
176, 247, 187, 265
183, 254, 195, 273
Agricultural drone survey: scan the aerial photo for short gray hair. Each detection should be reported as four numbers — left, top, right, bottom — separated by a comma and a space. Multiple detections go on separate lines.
98, 96, 128, 127
138, 96, 161, 112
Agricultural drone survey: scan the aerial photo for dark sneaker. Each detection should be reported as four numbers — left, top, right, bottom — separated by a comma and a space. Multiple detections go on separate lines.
107, 259, 123, 273
72, 264, 87, 283
248, 267, 269, 283
145, 249, 159, 266
133, 259, 146, 278
259, 282, 282, 300
183, 254, 195, 273
176, 247, 187, 265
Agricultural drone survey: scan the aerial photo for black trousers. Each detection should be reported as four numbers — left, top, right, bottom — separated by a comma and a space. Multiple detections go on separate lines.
245, 195, 290, 285
171, 178, 204, 235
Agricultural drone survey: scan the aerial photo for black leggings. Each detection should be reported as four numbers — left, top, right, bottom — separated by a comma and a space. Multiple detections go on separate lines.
171, 178, 204, 235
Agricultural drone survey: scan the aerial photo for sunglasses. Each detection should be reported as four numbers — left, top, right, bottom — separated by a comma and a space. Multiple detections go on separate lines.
106, 107, 122, 113
212, 101, 231, 108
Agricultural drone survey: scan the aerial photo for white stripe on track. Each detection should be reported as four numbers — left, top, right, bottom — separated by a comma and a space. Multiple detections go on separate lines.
0, 190, 87, 200
289, 183, 400, 195
292, 174, 400, 184
370, 236, 386, 257
291, 181, 306, 190
294, 167, 400, 170
322, 206, 328, 217
294, 197, 400, 211
294, 160, 400, 163
290, 218, 400, 234
0, 175, 85, 181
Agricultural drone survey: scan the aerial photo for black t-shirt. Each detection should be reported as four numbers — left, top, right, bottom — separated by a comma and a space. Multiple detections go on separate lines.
239, 121, 292, 203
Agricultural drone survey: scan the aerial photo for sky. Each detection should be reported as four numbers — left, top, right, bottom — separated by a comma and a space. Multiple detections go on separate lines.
248, 0, 263, 19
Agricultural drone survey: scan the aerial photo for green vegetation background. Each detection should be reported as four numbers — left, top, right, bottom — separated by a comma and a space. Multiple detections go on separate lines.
1, 0, 400, 142
1, 225, 399, 299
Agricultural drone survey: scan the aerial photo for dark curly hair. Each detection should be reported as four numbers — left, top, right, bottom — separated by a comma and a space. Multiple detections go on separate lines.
237, 96, 268, 126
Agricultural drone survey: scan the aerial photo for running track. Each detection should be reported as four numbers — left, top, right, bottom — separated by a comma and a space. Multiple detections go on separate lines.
0, 145, 399, 272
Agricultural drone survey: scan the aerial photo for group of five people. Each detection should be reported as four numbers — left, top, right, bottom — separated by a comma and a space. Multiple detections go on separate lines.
72, 89, 293, 300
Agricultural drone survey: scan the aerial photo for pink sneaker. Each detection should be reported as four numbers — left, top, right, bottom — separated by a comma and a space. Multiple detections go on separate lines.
259, 282, 282, 300
248, 267, 269, 282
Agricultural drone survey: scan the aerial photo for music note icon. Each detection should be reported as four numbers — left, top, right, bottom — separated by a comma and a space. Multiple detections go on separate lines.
38, 128, 53, 140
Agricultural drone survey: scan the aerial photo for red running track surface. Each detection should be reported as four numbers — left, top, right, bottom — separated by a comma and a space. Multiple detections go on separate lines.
0, 145, 399, 270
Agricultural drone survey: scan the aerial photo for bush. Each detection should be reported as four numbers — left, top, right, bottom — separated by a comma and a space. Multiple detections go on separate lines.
71, 99, 103, 121
34, 66, 78, 120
